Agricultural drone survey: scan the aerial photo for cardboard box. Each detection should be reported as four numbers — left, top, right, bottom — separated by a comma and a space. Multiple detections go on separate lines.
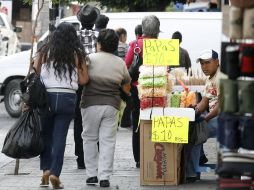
140, 120, 182, 186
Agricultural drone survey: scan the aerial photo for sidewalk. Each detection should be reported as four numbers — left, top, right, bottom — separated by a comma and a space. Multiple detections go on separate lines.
0, 123, 218, 190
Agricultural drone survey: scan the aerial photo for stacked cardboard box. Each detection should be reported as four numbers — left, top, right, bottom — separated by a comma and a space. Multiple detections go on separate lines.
140, 120, 182, 185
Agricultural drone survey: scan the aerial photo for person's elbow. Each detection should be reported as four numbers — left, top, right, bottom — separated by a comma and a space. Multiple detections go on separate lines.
79, 76, 89, 86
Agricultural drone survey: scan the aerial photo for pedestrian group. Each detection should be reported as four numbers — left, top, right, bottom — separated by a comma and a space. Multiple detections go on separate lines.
30, 3, 220, 189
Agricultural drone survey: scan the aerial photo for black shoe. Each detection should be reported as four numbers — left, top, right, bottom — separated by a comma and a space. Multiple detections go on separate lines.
86, 176, 98, 185
136, 162, 140, 168
196, 172, 201, 180
100, 180, 110, 187
199, 155, 208, 166
185, 177, 198, 183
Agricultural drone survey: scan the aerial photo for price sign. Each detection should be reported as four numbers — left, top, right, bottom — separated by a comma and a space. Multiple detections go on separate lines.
152, 116, 189, 143
143, 39, 179, 66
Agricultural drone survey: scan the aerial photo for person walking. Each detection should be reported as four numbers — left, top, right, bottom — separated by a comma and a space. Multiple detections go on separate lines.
125, 15, 161, 168
134, 24, 143, 39
35, 22, 89, 189
171, 31, 192, 73
120, 24, 143, 129
115, 27, 128, 60
80, 29, 131, 187
74, 4, 100, 169
95, 14, 109, 32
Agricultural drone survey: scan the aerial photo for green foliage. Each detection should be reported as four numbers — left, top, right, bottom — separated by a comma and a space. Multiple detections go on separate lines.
22, 0, 70, 5
22, 0, 177, 11
99, 0, 172, 11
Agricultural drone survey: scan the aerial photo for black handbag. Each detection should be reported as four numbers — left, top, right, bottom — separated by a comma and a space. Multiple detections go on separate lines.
189, 120, 209, 145
128, 41, 142, 82
20, 68, 49, 110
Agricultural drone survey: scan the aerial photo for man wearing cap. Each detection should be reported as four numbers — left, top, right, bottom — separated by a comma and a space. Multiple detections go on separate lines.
74, 4, 100, 170
186, 49, 220, 183
195, 49, 220, 127
171, 31, 192, 73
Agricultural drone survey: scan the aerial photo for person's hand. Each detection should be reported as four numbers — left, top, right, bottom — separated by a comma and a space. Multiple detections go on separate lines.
21, 102, 29, 112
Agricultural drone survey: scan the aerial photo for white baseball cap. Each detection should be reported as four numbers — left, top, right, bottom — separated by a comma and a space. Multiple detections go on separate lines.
196, 49, 218, 63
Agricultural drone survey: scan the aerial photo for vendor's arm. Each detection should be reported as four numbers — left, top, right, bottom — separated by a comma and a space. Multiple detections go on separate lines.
205, 102, 219, 122
195, 97, 209, 114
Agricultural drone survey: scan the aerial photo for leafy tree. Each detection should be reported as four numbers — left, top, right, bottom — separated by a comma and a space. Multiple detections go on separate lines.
98, 0, 171, 11
22, 0, 189, 12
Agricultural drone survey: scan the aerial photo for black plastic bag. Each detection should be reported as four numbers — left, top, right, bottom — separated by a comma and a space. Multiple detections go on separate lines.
1, 109, 44, 159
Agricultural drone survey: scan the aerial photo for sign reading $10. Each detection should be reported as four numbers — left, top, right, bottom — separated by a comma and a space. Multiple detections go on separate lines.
152, 116, 189, 143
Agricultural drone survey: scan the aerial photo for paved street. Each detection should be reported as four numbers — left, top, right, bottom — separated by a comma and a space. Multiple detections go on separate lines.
0, 103, 218, 190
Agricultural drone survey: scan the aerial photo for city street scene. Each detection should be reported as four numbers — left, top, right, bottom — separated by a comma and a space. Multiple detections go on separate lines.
0, 0, 254, 189
0, 103, 217, 189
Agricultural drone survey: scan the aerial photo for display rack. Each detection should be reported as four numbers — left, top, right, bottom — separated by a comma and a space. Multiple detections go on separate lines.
217, 1, 254, 189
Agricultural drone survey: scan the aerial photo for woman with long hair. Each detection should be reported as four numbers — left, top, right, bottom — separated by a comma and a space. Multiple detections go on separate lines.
34, 22, 89, 189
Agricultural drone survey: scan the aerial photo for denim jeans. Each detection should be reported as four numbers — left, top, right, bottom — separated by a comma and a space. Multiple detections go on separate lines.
40, 92, 76, 177
186, 117, 218, 178
207, 116, 218, 138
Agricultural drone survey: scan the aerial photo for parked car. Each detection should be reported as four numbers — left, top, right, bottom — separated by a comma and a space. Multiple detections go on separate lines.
0, 13, 22, 57
0, 12, 222, 117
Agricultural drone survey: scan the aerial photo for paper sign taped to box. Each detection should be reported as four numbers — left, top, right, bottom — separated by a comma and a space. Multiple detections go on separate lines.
152, 116, 189, 143
143, 39, 179, 66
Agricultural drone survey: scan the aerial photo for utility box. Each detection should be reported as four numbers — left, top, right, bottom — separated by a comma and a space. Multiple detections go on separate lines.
140, 120, 183, 186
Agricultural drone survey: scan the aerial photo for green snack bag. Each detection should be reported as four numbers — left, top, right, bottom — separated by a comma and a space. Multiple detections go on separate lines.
171, 92, 181, 108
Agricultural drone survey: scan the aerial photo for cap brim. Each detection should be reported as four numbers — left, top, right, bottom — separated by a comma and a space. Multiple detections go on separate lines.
196, 58, 212, 63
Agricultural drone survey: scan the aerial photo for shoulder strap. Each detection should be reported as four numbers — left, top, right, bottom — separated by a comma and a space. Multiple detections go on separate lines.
133, 40, 141, 55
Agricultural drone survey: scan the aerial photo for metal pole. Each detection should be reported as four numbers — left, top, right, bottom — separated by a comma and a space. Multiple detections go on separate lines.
49, 0, 59, 32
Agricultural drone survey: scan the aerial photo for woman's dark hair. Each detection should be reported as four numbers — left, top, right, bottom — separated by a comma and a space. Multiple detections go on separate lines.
95, 14, 109, 30
97, 29, 119, 53
39, 22, 85, 83
172, 31, 182, 43
135, 24, 143, 37
115, 27, 127, 38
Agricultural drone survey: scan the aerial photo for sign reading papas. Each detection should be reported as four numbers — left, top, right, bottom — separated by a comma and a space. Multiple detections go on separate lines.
152, 116, 189, 143
143, 39, 179, 66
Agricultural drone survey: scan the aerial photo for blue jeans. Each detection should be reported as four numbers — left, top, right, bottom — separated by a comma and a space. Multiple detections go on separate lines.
40, 92, 76, 177
186, 117, 218, 178
207, 116, 218, 138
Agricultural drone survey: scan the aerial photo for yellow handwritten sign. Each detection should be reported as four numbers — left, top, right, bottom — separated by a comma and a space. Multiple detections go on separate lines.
152, 116, 189, 143
143, 39, 179, 66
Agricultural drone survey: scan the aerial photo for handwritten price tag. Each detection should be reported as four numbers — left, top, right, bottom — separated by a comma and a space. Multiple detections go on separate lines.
152, 116, 189, 143
143, 39, 179, 66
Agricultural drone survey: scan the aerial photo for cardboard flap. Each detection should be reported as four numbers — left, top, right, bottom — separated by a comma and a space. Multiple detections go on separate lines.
140, 107, 195, 121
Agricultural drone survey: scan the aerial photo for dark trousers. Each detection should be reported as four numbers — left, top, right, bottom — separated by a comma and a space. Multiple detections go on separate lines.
120, 103, 132, 128
74, 86, 84, 164
131, 85, 140, 163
